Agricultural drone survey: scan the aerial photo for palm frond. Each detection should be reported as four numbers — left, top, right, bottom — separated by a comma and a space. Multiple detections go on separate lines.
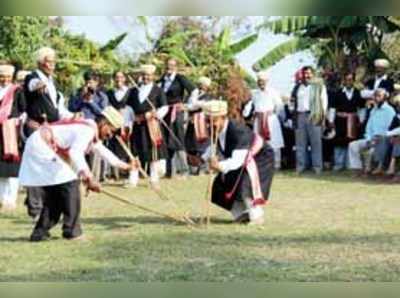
253, 37, 313, 70
100, 32, 128, 52
229, 33, 258, 55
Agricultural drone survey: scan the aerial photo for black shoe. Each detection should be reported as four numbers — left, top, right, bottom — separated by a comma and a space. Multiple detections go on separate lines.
29, 231, 50, 242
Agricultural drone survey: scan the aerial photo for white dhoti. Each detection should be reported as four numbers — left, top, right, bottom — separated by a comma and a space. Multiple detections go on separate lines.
254, 114, 284, 169
0, 177, 19, 209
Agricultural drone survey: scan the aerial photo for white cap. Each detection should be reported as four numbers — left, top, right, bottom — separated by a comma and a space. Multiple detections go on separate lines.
0, 65, 15, 76
202, 100, 228, 117
198, 76, 211, 87
140, 64, 156, 75
256, 71, 268, 81
374, 59, 390, 69
101, 106, 124, 129
16, 70, 31, 81
35, 47, 56, 64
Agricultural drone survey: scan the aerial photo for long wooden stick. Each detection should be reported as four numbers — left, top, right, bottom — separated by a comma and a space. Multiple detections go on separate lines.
101, 189, 190, 225
115, 135, 195, 225
203, 117, 218, 227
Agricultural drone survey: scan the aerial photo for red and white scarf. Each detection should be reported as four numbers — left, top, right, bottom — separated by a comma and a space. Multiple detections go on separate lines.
193, 112, 208, 142
255, 112, 271, 141
0, 85, 20, 162
147, 117, 163, 148
224, 134, 266, 206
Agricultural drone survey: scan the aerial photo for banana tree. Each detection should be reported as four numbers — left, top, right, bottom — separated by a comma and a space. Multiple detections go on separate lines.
255, 16, 400, 72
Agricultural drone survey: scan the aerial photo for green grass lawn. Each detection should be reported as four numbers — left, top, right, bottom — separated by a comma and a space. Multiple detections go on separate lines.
1, 172, 400, 281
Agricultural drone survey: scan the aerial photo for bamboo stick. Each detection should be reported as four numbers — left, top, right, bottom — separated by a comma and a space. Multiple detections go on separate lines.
114, 135, 195, 225
101, 189, 189, 225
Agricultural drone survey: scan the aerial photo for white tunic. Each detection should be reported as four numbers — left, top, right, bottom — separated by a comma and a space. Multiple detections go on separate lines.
243, 88, 284, 150
18, 122, 125, 187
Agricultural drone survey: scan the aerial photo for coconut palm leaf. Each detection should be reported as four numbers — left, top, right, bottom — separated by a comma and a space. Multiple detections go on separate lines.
253, 37, 314, 70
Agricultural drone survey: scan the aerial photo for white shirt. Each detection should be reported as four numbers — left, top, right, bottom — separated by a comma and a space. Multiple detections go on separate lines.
343, 87, 354, 101
0, 84, 11, 100
296, 83, 328, 112
162, 72, 176, 93
243, 87, 283, 117
19, 122, 126, 186
202, 120, 248, 174
138, 83, 168, 120
28, 69, 72, 119
186, 88, 206, 111
114, 86, 129, 102
374, 74, 388, 90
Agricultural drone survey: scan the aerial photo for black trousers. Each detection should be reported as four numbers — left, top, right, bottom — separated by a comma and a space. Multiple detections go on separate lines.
24, 187, 45, 218
31, 180, 82, 240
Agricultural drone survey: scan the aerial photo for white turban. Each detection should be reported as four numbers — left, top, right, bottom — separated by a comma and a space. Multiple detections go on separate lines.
393, 94, 400, 105
374, 59, 390, 69
0, 65, 15, 76
198, 76, 211, 87
35, 47, 56, 64
375, 88, 389, 97
101, 106, 124, 130
202, 100, 228, 117
140, 64, 156, 75
256, 71, 268, 81
16, 70, 31, 81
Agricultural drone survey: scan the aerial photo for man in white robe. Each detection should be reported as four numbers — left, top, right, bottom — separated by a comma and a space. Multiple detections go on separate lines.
243, 71, 284, 169
19, 106, 135, 242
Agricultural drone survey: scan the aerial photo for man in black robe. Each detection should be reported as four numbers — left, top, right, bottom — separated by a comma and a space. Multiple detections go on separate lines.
201, 100, 275, 225
127, 64, 168, 185
105, 71, 133, 182
23, 47, 72, 220
185, 76, 212, 175
0, 64, 26, 211
159, 58, 195, 178
331, 72, 365, 171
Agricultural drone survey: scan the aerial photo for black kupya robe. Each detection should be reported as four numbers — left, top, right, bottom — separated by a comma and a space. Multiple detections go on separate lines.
106, 88, 130, 162
158, 73, 195, 151
332, 88, 365, 147
211, 120, 275, 212
0, 87, 26, 178
23, 71, 61, 126
126, 84, 168, 164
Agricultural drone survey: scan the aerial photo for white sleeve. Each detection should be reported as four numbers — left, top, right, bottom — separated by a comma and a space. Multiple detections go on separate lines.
92, 142, 127, 169
218, 149, 248, 174
69, 129, 95, 177
387, 127, 400, 137
187, 89, 201, 111
57, 93, 73, 119
156, 106, 169, 119
273, 90, 284, 113
242, 100, 253, 118
28, 78, 42, 92
201, 145, 212, 161
321, 85, 328, 112
123, 106, 135, 128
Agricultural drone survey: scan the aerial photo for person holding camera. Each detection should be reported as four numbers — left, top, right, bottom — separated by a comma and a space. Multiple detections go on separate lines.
68, 71, 109, 120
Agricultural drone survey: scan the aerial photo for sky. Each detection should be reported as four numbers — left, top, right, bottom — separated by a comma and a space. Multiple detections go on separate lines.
62, 16, 315, 95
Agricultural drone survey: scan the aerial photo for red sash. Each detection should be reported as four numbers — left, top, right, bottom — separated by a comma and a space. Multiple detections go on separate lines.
169, 103, 184, 124
147, 117, 163, 148
0, 85, 21, 162
255, 112, 271, 141
224, 134, 266, 206
40, 119, 98, 162
193, 112, 208, 142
